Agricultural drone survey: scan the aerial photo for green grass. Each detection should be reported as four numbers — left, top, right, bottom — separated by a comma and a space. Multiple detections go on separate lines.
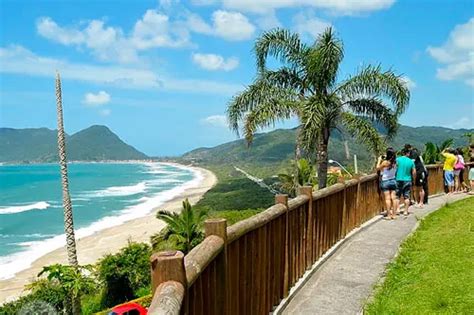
365, 197, 474, 314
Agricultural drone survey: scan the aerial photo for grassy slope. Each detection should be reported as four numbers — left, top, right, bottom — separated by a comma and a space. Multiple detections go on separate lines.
192, 164, 274, 224
365, 197, 474, 314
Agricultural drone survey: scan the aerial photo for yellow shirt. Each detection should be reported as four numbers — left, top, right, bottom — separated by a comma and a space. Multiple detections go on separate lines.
442, 153, 456, 171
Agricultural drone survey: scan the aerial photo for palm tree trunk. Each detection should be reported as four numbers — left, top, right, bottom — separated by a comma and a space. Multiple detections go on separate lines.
317, 128, 330, 189
56, 72, 81, 315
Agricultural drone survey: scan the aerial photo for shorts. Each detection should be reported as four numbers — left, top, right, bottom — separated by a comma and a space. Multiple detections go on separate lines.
453, 169, 461, 176
444, 171, 454, 187
380, 178, 396, 192
396, 181, 412, 199
415, 173, 426, 187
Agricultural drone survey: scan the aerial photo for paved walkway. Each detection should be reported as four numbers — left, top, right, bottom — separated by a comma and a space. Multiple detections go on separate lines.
281, 193, 473, 315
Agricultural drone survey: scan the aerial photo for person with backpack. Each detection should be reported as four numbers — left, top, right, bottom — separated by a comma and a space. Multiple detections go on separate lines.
411, 148, 428, 207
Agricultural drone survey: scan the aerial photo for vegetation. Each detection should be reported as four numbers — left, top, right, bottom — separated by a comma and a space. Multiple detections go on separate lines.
278, 158, 317, 196
365, 197, 474, 314
422, 138, 454, 164
97, 242, 151, 307
0, 125, 147, 163
227, 27, 410, 188
0, 242, 152, 315
153, 199, 207, 254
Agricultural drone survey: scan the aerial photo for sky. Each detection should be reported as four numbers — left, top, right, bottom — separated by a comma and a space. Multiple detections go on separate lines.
0, 0, 473, 156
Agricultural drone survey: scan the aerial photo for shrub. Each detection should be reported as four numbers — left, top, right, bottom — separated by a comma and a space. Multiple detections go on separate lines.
97, 241, 151, 307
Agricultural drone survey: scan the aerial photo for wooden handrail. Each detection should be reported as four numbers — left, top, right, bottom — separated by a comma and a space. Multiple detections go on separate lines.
227, 203, 287, 243
185, 235, 224, 286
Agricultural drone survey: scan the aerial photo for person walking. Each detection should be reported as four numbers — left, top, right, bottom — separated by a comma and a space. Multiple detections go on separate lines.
394, 148, 416, 216
442, 148, 457, 194
377, 148, 397, 219
412, 148, 427, 207
453, 148, 466, 192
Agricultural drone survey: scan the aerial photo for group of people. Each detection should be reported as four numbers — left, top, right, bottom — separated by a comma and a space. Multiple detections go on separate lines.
441, 148, 469, 193
376, 145, 427, 220
376, 143, 472, 220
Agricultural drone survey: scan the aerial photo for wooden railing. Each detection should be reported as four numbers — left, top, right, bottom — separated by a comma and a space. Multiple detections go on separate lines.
148, 163, 473, 315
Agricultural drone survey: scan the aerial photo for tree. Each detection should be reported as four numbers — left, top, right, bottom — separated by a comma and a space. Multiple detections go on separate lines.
155, 199, 207, 254
55, 72, 81, 314
37, 264, 95, 314
227, 28, 410, 188
97, 242, 151, 307
278, 158, 316, 197
422, 138, 454, 164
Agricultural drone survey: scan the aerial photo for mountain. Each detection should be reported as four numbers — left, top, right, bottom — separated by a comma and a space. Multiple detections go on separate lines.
182, 125, 472, 172
0, 125, 148, 163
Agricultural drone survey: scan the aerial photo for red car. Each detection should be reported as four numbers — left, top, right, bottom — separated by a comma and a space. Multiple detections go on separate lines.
108, 302, 147, 315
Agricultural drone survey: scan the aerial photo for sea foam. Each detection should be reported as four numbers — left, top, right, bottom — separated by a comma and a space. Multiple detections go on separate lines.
81, 182, 147, 198
0, 163, 204, 280
0, 201, 50, 215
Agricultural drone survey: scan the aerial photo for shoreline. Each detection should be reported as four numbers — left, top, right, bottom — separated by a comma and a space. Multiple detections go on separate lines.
0, 164, 217, 304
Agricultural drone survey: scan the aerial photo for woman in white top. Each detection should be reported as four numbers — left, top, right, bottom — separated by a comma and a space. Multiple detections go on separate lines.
377, 148, 397, 220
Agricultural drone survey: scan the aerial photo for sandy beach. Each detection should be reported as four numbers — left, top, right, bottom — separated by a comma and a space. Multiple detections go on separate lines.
0, 165, 217, 304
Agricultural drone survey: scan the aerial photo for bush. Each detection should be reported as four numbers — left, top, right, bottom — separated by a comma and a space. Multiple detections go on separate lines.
97, 242, 151, 307
0, 279, 66, 314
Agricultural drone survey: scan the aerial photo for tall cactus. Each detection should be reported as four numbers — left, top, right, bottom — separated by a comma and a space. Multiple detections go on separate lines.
56, 72, 80, 314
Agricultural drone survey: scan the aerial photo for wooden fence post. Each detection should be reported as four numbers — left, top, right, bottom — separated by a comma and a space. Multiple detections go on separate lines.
298, 186, 313, 269
149, 251, 186, 314
150, 251, 186, 295
205, 218, 228, 315
275, 194, 289, 297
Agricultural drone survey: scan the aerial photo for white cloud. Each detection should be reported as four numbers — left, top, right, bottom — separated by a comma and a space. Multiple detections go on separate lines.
36, 11, 190, 63
212, 10, 255, 40
0, 45, 242, 95
100, 109, 112, 116
83, 91, 111, 106
201, 115, 228, 127
193, 0, 395, 15
427, 18, 474, 87
131, 9, 190, 49
192, 53, 239, 71
293, 12, 331, 40
401, 76, 416, 90
185, 10, 255, 41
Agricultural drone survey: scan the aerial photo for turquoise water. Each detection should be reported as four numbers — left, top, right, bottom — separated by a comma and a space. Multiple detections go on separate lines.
0, 163, 200, 279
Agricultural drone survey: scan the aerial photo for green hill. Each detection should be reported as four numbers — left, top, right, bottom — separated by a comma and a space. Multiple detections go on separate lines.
181, 125, 472, 175
0, 125, 148, 163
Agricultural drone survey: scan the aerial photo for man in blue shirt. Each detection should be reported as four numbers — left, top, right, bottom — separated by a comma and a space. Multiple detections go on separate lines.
395, 148, 416, 215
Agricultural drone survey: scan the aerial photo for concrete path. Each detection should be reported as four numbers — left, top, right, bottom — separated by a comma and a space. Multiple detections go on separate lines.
281, 193, 473, 315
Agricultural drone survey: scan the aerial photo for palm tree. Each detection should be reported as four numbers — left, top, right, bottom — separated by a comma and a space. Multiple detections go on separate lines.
55, 72, 80, 314
227, 28, 410, 188
278, 158, 316, 197
422, 138, 454, 164
155, 199, 207, 254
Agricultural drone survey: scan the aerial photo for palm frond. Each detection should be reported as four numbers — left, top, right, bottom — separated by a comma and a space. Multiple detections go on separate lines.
227, 77, 299, 136
243, 99, 300, 143
306, 27, 344, 92
337, 65, 410, 116
344, 97, 398, 137
254, 28, 309, 72
341, 112, 384, 155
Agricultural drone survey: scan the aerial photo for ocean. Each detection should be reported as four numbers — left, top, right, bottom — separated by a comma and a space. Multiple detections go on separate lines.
0, 162, 201, 280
